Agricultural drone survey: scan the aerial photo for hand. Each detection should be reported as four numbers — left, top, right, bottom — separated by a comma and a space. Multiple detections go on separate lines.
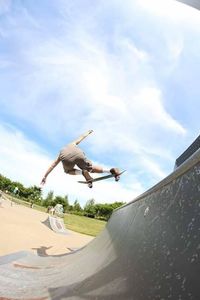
40, 177, 46, 185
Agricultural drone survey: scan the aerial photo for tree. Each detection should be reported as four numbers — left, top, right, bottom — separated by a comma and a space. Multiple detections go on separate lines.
111, 202, 125, 210
43, 191, 54, 207
95, 203, 113, 220
94, 202, 125, 221
53, 196, 68, 211
73, 199, 82, 212
27, 185, 42, 203
0, 174, 13, 192
64, 195, 70, 211
84, 199, 96, 218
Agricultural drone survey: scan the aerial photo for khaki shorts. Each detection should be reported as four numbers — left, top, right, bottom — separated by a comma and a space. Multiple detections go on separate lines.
62, 158, 92, 173
60, 143, 93, 173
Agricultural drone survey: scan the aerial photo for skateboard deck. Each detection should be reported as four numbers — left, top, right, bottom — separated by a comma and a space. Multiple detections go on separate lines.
78, 170, 126, 187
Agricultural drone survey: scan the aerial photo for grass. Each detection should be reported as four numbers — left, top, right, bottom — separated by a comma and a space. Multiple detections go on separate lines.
4, 193, 106, 237
63, 213, 106, 236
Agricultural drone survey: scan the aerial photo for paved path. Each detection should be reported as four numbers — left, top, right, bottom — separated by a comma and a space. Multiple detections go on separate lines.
0, 198, 93, 256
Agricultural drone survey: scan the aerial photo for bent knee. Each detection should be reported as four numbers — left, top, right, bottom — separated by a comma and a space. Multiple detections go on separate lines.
66, 170, 74, 175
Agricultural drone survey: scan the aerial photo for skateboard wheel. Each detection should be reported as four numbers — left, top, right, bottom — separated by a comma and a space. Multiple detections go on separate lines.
115, 176, 120, 182
88, 182, 93, 188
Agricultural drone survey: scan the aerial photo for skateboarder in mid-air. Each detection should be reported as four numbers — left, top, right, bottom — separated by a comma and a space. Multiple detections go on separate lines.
40, 130, 120, 188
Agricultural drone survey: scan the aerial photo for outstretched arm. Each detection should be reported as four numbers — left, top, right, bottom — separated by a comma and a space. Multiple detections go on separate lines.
41, 156, 61, 185
72, 130, 93, 145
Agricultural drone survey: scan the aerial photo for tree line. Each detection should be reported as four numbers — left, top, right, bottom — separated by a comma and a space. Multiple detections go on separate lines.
0, 173, 125, 221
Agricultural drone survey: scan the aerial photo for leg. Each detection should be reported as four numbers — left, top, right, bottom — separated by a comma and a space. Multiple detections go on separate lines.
67, 168, 93, 186
67, 169, 82, 175
82, 170, 93, 182
76, 157, 120, 181
90, 165, 104, 174
81, 164, 120, 176
83, 166, 121, 187
91, 165, 120, 175
79, 164, 104, 181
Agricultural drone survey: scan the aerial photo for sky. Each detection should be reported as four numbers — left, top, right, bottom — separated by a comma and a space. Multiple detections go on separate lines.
0, 0, 200, 207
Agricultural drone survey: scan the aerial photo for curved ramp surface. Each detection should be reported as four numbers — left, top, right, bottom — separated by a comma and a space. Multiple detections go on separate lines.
177, 0, 200, 10
0, 147, 199, 299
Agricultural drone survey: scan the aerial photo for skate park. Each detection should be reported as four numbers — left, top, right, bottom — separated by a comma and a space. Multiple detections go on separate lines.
0, 196, 93, 257
0, 132, 199, 300
0, 0, 200, 299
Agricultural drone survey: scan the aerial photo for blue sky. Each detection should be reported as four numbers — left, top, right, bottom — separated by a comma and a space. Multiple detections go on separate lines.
0, 0, 200, 206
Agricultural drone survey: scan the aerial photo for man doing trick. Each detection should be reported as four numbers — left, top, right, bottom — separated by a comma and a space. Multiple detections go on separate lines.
41, 130, 120, 188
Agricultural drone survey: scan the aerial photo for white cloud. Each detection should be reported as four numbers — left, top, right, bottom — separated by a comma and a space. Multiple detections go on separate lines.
140, 156, 166, 178
0, 3, 186, 146
131, 88, 186, 134
0, 0, 196, 204
0, 123, 49, 185
168, 38, 184, 61
0, 123, 141, 206
12, 28, 185, 180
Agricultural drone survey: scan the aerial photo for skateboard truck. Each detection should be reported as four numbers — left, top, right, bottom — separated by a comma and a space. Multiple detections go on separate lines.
115, 175, 120, 182
87, 181, 93, 188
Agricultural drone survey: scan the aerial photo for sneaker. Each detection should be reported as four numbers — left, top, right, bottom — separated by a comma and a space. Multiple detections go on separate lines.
110, 168, 120, 176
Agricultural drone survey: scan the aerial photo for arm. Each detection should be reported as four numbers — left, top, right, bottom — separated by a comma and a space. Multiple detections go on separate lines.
41, 156, 61, 185
72, 130, 93, 145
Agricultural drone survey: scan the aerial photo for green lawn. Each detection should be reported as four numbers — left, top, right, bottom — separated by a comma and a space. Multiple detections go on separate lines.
63, 213, 106, 236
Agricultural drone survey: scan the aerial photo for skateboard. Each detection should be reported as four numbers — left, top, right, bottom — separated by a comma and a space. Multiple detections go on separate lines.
78, 170, 126, 188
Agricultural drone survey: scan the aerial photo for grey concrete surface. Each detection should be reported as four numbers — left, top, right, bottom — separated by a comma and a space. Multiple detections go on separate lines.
177, 0, 200, 10
42, 216, 69, 235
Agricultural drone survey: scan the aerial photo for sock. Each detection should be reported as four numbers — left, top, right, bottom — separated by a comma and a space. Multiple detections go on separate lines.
102, 169, 110, 173
74, 170, 82, 175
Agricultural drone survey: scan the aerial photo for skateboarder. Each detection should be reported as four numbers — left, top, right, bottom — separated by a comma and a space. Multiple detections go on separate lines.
40, 130, 120, 186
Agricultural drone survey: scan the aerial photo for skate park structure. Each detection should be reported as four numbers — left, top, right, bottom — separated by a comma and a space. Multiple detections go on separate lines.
178, 0, 200, 10
0, 139, 199, 300
0, 1, 199, 299
43, 215, 68, 235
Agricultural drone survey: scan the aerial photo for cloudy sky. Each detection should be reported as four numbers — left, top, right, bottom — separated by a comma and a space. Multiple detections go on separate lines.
0, 0, 200, 207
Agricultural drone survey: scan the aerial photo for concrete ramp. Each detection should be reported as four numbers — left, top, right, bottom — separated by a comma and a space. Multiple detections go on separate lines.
0, 144, 199, 299
177, 0, 200, 10
42, 216, 68, 235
